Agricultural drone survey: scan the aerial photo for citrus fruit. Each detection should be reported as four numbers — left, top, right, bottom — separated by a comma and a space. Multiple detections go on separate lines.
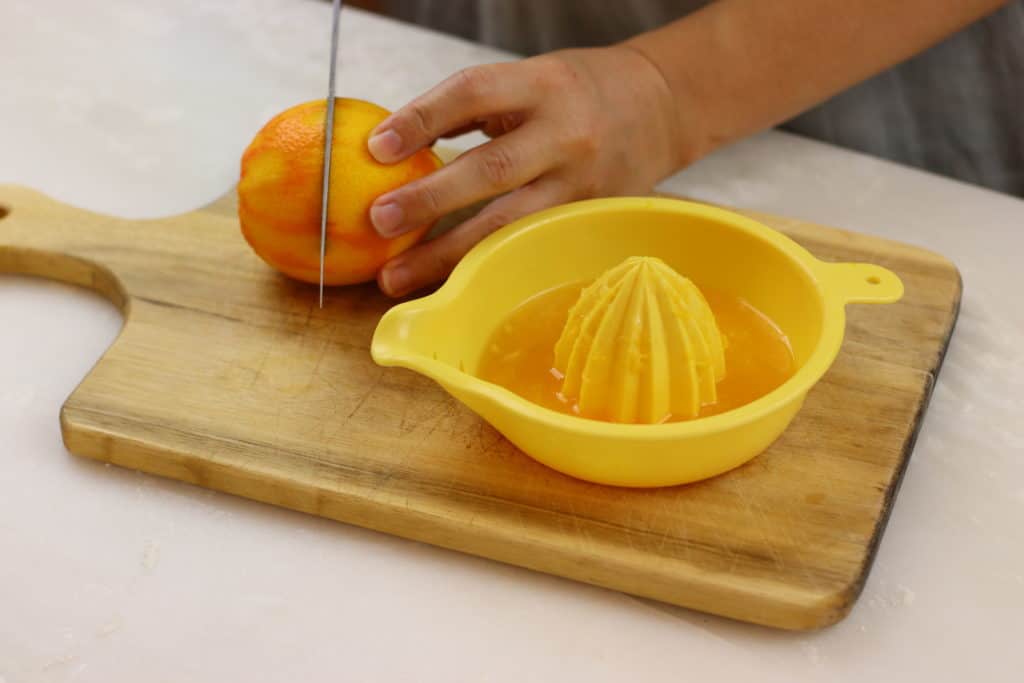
237, 98, 442, 285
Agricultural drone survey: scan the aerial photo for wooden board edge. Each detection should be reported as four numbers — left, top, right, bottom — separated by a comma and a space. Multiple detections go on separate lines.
835, 269, 963, 617
58, 401, 854, 631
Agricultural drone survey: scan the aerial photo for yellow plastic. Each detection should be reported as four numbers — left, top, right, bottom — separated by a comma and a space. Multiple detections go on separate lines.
371, 197, 904, 488
553, 256, 726, 423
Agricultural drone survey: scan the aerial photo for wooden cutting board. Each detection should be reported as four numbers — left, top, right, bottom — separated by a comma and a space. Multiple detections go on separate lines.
0, 182, 960, 630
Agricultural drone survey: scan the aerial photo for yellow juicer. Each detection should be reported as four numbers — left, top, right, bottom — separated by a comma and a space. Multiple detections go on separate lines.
371, 197, 904, 488
553, 256, 726, 424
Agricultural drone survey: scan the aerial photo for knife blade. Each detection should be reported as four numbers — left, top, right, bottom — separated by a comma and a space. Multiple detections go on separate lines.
319, 0, 343, 308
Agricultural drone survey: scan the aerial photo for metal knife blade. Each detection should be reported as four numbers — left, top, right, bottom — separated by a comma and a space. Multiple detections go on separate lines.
319, 0, 343, 308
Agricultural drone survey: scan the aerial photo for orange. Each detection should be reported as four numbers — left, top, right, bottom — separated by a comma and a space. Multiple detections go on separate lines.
237, 98, 442, 285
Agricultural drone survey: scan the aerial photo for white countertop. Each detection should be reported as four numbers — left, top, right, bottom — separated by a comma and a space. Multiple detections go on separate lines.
1, 1, 1021, 681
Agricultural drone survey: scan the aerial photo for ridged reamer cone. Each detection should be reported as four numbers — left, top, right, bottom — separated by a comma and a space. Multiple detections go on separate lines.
553, 257, 726, 423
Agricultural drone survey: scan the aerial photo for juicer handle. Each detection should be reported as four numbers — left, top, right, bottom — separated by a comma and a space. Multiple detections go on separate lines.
818, 262, 904, 305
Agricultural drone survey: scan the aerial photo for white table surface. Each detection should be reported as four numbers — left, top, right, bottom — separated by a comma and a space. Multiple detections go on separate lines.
2, 1, 1022, 681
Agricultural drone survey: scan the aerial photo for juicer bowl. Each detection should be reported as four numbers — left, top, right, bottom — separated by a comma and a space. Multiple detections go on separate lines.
371, 197, 903, 488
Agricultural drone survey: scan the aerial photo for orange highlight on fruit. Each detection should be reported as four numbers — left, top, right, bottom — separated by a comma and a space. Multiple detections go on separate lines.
237, 98, 442, 286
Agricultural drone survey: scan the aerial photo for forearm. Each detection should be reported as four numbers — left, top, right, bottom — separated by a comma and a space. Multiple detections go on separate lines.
624, 0, 1009, 166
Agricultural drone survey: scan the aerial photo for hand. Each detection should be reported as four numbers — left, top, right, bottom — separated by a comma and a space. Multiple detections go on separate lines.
366, 45, 686, 297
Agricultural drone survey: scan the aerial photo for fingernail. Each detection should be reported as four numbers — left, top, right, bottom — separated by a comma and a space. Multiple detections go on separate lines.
368, 129, 403, 163
370, 201, 405, 236
382, 263, 410, 297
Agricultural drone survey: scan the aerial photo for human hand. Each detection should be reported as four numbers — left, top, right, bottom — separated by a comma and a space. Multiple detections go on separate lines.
366, 45, 686, 297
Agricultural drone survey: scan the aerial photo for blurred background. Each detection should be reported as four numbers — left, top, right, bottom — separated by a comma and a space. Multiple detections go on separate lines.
340, 0, 1024, 198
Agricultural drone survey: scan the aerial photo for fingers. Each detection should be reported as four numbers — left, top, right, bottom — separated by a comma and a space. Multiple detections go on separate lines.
378, 176, 570, 298
370, 122, 557, 238
368, 63, 541, 164
438, 121, 484, 139
481, 113, 526, 139
439, 112, 524, 140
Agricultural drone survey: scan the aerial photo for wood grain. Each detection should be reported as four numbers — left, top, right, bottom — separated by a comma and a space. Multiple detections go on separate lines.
0, 183, 960, 630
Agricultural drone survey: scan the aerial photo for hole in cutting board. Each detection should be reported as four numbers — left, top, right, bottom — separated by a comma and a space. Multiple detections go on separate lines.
0, 205, 10, 220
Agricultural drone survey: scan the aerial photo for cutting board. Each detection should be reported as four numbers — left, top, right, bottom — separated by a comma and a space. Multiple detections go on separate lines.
0, 182, 960, 630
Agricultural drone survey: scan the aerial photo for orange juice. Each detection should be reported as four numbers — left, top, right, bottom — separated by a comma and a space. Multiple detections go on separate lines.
476, 282, 796, 423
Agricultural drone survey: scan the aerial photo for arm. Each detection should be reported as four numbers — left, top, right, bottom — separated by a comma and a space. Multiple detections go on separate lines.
624, 0, 1011, 166
370, 0, 1008, 297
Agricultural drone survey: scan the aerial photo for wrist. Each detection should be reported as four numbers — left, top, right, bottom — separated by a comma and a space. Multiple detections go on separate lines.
617, 39, 709, 172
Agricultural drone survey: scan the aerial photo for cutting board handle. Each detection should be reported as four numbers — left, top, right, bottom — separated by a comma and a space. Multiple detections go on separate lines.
0, 184, 129, 310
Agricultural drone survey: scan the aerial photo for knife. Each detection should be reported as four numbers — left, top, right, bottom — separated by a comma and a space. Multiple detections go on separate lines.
319, 0, 343, 308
